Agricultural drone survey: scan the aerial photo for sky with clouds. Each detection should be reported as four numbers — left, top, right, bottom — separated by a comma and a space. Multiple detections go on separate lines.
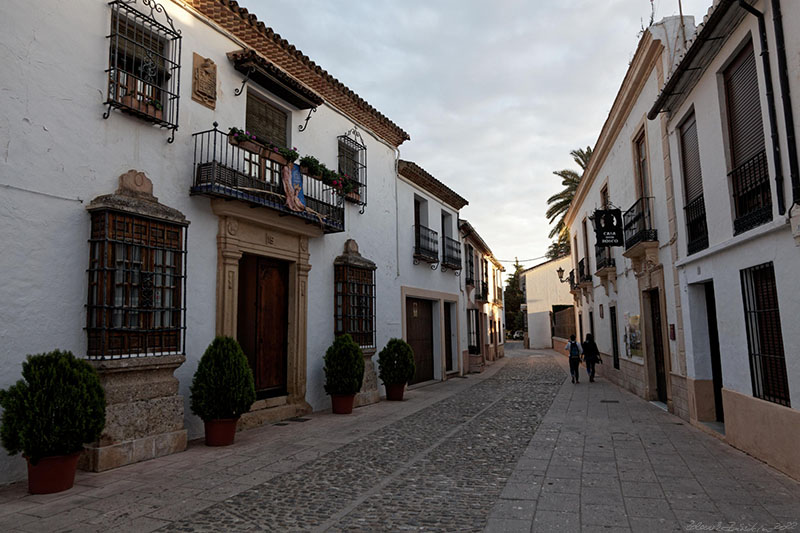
248, 0, 713, 269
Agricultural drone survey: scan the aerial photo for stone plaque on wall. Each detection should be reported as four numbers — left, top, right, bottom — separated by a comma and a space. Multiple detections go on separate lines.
192, 53, 217, 109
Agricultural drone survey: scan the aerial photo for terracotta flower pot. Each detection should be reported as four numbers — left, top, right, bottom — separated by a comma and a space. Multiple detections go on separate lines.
330, 394, 356, 414
228, 135, 262, 155
204, 418, 239, 446
26, 451, 81, 494
385, 383, 406, 401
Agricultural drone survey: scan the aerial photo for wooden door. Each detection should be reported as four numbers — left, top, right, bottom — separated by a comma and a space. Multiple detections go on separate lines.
444, 303, 453, 372
649, 290, 668, 403
406, 297, 434, 384
705, 282, 724, 421
610, 306, 620, 369
237, 254, 289, 398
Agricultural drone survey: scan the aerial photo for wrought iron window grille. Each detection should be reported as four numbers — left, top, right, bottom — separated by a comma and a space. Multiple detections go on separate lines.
731, 150, 772, 235
86, 210, 187, 359
338, 128, 367, 214
104, 0, 181, 143
740, 262, 790, 407
684, 195, 709, 255
441, 236, 462, 274
623, 196, 658, 250
334, 264, 376, 350
413, 224, 439, 269
595, 245, 615, 272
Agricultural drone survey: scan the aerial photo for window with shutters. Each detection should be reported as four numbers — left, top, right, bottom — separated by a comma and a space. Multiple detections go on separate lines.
87, 211, 187, 358
246, 92, 288, 148
467, 309, 480, 354
740, 262, 790, 406
680, 112, 709, 254
106, 0, 180, 136
634, 131, 650, 199
725, 42, 772, 235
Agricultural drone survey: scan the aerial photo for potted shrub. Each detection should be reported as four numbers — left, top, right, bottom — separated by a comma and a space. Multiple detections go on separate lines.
190, 337, 256, 446
377, 339, 416, 401
323, 334, 364, 414
0, 350, 106, 494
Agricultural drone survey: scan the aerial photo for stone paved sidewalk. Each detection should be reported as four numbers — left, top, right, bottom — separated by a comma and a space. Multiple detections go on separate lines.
486, 349, 800, 532
0, 343, 798, 532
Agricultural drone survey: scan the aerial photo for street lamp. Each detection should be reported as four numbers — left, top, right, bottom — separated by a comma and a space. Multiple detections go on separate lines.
556, 266, 567, 283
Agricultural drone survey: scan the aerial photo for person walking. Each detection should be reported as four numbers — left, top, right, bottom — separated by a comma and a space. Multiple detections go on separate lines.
582, 333, 602, 382
565, 334, 583, 384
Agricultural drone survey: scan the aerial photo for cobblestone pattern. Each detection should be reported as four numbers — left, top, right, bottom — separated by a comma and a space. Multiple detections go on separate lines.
160, 357, 565, 532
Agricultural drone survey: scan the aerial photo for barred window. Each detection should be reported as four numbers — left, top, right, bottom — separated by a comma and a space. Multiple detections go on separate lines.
467, 309, 480, 354
106, 0, 180, 133
740, 262, 790, 406
334, 265, 376, 349
87, 211, 186, 358
338, 132, 367, 207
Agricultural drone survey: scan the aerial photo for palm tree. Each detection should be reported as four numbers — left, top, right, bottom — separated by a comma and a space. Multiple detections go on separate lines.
545, 146, 593, 241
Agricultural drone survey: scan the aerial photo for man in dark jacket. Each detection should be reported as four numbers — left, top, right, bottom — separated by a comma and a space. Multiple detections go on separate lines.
582, 333, 602, 382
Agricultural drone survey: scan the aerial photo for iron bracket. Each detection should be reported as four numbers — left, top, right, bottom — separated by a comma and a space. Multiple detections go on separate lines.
298, 107, 317, 132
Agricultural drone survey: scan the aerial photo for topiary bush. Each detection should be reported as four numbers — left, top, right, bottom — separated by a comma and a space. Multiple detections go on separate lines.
378, 338, 416, 386
190, 337, 256, 421
323, 334, 365, 396
0, 350, 106, 465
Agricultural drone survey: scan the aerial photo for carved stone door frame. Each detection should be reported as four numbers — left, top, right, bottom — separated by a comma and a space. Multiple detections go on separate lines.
211, 200, 320, 424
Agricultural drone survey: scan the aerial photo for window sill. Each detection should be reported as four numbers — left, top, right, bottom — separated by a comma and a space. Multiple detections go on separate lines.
675, 218, 789, 268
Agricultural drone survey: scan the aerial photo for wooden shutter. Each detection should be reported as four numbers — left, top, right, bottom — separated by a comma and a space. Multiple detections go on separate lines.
246, 93, 287, 147
725, 42, 765, 168
680, 113, 704, 202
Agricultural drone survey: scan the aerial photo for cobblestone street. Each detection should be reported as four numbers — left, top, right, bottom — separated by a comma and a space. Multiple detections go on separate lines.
0, 343, 799, 532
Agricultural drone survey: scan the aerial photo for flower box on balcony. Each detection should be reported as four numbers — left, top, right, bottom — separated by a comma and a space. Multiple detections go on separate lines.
228, 134, 263, 155
120, 95, 163, 121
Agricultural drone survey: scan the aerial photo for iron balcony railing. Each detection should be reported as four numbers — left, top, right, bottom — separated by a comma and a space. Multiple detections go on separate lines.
577, 258, 591, 284
442, 236, 462, 270
685, 195, 709, 255
595, 245, 615, 272
623, 196, 658, 250
475, 285, 488, 301
568, 270, 578, 291
414, 225, 439, 263
731, 149, 772, 235
190, 124, 344, 233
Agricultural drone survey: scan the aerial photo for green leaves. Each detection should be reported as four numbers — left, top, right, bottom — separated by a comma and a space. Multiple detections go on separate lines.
0, 350, 106, 464
323, 334, 365, 396
377, 339, 415, 386
545, 146, 593, 243
190, 337, 256, 421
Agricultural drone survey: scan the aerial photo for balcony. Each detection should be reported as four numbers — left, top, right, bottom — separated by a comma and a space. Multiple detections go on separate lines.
190, 124, 344, 233
595, 245, 617, 294
568, 269, 580, 295
731, 150, 772, 235
622, 197, 659, 271
475, 285, 489, 302
441, 236, 462, 271
685, 195, 709, 255
577, 258, 592, 286
414, 225, 439, 264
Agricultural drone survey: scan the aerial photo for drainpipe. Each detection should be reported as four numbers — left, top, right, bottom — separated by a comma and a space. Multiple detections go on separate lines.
770, 0, 800, 205
737, 0, 785, 215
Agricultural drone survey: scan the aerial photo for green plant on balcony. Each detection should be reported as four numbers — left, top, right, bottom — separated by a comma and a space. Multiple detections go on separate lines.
228, 127, 256, 142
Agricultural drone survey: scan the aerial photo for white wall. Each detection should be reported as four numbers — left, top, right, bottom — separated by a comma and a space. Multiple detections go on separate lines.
0, 0, 422, 482
524, 256, 572, 348
666, 0, 800, 405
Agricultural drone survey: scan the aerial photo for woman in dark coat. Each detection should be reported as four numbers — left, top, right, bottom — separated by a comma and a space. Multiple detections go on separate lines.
582, 333, 602, 382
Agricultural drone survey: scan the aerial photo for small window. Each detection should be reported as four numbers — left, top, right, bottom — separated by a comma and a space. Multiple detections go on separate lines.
467, 309, 480, 353
600, 185, 610, 208
334, 264, 376, 350
87, 211, 186, 358
740, 262, 790, 406
106, 1, 180, 135
634, 132, 649, 198
680, 112, 709, 254
247, 93, 288, 148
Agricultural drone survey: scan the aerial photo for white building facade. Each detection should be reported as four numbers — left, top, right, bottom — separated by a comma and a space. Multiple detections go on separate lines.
564, 17, 694, 418
522, 256, 573, 350
649, 0, 800, 479
0, 0, 473, 484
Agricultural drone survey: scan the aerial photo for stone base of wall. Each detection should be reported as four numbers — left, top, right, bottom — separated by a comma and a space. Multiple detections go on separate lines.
669, 373, 689, 421
497, 344, 505, 358
81, 355, 187, 472
240, 396, 312, 430
723, 388, 800, 481
597, 354, 646, 398
469, 354, 485, 373
355, 354, 380, 408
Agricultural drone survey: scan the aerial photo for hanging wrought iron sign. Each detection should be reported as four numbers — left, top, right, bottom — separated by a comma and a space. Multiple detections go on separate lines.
593, 209, 624, 246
